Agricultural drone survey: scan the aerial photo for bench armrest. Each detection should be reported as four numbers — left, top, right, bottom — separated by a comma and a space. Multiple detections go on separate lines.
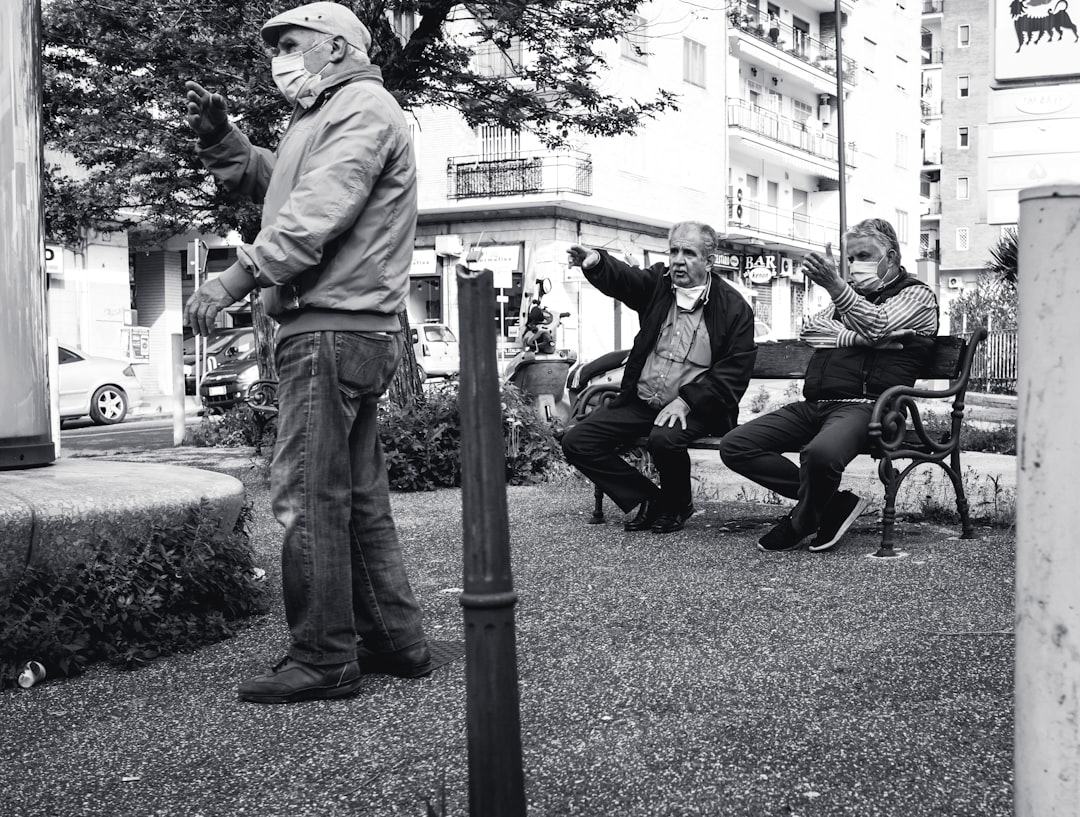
245, 379, 279, 415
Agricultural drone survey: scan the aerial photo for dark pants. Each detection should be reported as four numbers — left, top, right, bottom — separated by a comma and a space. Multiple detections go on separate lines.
561, 395, 718, 514
719, 401, 872, 534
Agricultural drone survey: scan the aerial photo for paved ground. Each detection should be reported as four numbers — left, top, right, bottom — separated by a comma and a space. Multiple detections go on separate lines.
2, 438, 1017, 816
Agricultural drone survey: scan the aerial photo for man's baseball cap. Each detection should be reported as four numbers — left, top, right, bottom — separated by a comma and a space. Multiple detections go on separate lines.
261, 2, 372, 53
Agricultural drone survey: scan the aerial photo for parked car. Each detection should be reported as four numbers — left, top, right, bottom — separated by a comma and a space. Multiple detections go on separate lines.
410, 322, 460, 381
183, 328, 254, 394
199, 348, 261, 413
57, 344, 143, 425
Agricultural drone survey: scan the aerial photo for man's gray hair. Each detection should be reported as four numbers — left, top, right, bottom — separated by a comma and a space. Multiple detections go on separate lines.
846, 218, 901, 261
669, 221, 719, 255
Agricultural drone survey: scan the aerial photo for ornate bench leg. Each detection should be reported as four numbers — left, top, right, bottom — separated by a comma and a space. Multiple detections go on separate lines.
588, 483, 606, 524
948, 451, 976, 539
874, 457, 901, 558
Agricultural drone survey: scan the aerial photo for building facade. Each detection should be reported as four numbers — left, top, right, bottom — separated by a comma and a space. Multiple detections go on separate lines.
920, 0, 1080, 324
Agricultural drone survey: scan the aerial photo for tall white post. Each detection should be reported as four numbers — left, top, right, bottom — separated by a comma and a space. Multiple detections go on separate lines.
0, 0, 53, 469
1015, 184, 1080, 815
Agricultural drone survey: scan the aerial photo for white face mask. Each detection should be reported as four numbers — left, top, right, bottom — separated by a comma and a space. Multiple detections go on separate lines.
271, 38, 332, 107
848, 257, 885, 294
674, 283, 708, 311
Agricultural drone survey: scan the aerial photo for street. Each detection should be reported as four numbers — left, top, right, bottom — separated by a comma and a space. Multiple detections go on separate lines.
59, 415, 199, 456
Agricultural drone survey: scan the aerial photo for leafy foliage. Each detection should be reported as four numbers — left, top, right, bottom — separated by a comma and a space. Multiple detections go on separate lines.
986, 226, 1018, 285
380, 379, 564, 490
0, 504, 267, 686
183, 380, 566, 490
41, 0, 676, 248
948, 228, 1018, 333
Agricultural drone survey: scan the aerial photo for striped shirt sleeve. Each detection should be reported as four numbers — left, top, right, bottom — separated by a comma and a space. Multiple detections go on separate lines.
832, 282, 939, 346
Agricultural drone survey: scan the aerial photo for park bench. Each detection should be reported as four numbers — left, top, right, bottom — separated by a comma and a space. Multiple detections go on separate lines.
567, 326, 989, 557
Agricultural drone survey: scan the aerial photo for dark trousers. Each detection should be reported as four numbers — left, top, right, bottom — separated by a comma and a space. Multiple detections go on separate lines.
561, 395, 717, 514
719, 401, 872, 535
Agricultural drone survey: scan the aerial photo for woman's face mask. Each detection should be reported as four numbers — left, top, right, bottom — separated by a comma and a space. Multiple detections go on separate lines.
271, 38, 333, 107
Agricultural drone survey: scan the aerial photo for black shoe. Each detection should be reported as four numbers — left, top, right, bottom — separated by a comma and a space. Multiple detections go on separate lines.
624, 500, 662, 531
809, 491, 869, 552
758, 515, 808, 552
356, 641, 434, 678
238, 656, 362, 704
651, 503, 696, 534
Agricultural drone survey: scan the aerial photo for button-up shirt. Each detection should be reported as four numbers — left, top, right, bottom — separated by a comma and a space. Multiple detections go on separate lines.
637, 299, 713, 408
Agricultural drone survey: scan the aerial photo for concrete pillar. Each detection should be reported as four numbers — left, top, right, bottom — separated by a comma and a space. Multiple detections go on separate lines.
1014, 184, 1080, 815
0, 0, 53, 469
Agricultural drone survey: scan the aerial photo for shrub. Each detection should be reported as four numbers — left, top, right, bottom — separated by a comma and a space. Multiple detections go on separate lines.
0, 503, 268, 686
379, 380, 564, 491
919, 411, 1016, 455
185, 405, 264, 448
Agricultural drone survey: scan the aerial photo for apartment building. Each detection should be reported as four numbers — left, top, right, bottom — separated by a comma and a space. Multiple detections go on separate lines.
920, 0, 1080, 319
410, 0, 924, 362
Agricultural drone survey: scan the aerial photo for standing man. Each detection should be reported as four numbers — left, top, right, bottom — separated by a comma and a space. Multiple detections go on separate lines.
562, 222, 757, 533
183, 2, 431, 703
720, 218, 939, 553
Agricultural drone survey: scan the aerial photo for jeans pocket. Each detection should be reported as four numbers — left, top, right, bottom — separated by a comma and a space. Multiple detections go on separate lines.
335, 332, 403, 399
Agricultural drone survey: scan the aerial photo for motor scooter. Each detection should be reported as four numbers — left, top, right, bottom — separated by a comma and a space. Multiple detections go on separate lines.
502, 281, 577, 424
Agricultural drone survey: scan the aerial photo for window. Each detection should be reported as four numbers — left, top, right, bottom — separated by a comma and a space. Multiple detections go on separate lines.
477, 125, 520, 159
620, 14, 648, 64
473, 37, 523, 77
746, 174, 760, 199
392, 10, 416, 41
958, 75, 969, 97
958, 127, 969, 148
895, 132, 909, 167
895, 209, 909, 242
767, 180, 779, 207
958, 24, 970, 46
957, 176, 969, 199
792, 99, 813, 122
683, 37, 706, 87
863, 38, 877, 74
956, 227, 970, 251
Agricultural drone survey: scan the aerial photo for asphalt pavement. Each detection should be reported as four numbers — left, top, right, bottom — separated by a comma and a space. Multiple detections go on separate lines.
1, 437, 1017, 816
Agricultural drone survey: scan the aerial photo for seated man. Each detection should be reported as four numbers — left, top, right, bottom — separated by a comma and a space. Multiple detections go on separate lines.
720, 218, 940, 552
562, 221, 757, 534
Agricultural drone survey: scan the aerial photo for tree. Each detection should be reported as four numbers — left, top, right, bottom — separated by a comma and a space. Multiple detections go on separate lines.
948, 229, 1019, 334
41, 0, 677, 392
986, 225, 1018, 285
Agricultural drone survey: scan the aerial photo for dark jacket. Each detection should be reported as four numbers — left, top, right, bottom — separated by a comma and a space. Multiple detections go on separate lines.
802, 276, 936, 400
584, 250, 757, 433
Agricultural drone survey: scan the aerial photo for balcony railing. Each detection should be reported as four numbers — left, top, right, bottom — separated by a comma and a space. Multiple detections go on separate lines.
923, 148, 942, 165
918, 247, 941, 260
923, 198, 943, 215
446, 150, 592, 200
922, 0, 944, 13
728, 2, 858, 85
922, 48, 944, 64
728, 99, 857, 168
921, 98, 942, 117
726, 197, 840, 247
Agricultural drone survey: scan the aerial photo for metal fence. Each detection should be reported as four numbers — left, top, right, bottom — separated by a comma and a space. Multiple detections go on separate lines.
967, 330, 1018, 394
446, 150, 592, 199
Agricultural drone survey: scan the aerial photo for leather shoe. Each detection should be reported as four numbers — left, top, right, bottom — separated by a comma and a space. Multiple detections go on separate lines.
624, 500, 662, 531
356, 641, 434, 678
238, 656, 362, 704
651, 503, 696, 534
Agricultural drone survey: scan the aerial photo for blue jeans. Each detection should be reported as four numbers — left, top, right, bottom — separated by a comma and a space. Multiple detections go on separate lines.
271, 331, 426, 665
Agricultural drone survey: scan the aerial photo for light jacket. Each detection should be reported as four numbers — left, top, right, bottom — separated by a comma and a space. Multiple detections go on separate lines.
199, 64, 416, 339
584, 250, 758, 434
